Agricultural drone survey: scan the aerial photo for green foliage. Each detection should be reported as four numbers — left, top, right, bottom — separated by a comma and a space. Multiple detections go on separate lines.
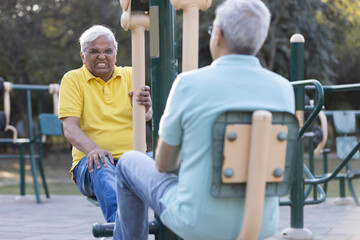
321, 0, 360, 109
1, 0, 360, 113
0, 0, 130, 86
0, 0, 131, 124
197, 0, 339, 83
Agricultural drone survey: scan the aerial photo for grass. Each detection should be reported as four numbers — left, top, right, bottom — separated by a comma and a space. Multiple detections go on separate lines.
304, 153, 360, 198
0, 182, 81, 195
1, 150, 360, 198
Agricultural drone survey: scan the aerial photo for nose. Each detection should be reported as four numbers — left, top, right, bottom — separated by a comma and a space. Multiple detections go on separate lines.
98, 52, 106, 59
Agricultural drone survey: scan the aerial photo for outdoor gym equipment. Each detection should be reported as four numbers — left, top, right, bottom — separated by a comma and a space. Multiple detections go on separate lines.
0, 82, 61, 204
120, 0, 150, 153
278, 32, 360, 239
211, 110, 298, 239
170, 0, 211, 71
0, 78, 17, 141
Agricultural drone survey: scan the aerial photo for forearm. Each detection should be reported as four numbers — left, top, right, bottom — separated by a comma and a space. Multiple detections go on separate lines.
155, 138, 181, 172
63, 119, 99, 155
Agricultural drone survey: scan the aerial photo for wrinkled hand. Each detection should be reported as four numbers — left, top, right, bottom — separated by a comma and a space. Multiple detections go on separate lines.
128, 85, 152, 113
87, 148, 114, 173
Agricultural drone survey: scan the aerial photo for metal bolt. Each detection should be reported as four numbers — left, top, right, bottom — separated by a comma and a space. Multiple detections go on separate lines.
277, 131, 287, 141
227, 131, 237, 141
223, 168, 234, 178
273, 168, 283, 178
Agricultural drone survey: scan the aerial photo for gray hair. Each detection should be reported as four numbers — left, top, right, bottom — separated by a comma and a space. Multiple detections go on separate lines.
214, 0, 271, 55
79, 25, 118, 52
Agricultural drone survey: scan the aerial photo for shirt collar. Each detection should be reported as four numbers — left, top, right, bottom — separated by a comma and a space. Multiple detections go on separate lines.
82, 64, 122, 82
211, 54, 261, 67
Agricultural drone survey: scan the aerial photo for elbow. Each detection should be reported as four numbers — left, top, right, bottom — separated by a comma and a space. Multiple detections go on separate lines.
62, 125, 71, 140
62, 123, 76, 144
156, 161, 167, 173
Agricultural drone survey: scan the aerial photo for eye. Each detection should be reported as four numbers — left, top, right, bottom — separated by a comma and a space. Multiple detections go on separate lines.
89, 49, 100, 54
104, 49, 113, 54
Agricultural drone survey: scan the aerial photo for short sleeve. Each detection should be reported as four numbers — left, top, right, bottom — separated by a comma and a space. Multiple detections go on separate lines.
158, 76, 185, 146
58, 71, 83, 120
123, 67, 133, 93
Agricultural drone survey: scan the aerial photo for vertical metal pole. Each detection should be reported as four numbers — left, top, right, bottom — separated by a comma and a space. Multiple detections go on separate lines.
132, 25, 147, 153
150, 0, 178, 152
182, 5, 199, 71
323, 147, 328, 193
308, 126, 316, 199
282, 33, 312, 239
27, 90, 41, 204
150, 1, 180, 239
20, 144, 25, 196
290, 34, 306, 228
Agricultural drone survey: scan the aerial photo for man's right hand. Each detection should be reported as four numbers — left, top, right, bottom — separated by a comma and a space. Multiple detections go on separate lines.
87, 148, 114, 173
62, 116, 115, 173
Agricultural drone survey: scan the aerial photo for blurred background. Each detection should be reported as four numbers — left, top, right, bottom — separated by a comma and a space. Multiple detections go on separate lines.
0, 0, 360, 119
0, 0, 360, 194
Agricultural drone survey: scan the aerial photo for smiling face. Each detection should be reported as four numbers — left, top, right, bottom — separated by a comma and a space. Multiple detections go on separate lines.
81, 35, 117, 82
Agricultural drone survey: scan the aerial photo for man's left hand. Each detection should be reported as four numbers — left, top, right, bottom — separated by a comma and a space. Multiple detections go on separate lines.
129, 85, 152, 121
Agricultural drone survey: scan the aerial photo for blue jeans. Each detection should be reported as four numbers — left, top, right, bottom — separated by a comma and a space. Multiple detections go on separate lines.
73, 156, 118, 222
113, 151, 178, 240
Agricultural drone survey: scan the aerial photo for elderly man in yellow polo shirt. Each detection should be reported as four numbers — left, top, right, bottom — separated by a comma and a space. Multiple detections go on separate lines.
58, 25, 152, 222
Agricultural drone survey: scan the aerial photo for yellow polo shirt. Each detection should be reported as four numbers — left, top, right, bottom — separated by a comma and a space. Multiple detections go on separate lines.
58, 65, 133, 176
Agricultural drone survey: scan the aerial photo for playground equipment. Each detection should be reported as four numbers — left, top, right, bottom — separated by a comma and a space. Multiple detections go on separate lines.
170, 0, 211, 71
278, 33, 360, 239
0, 78, 17, 141
326, 110, 360, 205
0, 81, 62, 204
120, 0, 150, 153
211, 110, 298, 239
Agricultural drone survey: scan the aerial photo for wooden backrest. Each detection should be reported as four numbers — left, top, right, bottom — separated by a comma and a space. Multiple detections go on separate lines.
211, 110, 298, 240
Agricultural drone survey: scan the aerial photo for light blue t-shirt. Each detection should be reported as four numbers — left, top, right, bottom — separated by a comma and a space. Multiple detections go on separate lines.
158, 55, 295, 240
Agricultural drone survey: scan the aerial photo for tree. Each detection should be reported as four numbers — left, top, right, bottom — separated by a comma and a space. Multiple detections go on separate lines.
322, 0, 360, 109
197, 0, 340, 83
0, 0, 131, 131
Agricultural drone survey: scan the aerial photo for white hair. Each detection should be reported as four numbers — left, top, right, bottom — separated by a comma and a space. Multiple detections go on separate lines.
79, 25, 118, 52
214, 0, 271, 55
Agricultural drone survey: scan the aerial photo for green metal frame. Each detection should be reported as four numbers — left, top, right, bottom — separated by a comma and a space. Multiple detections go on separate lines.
150, 0, 180, 239
0, 84, 56, 204
305, 98, 360, 206
286, 37, 360, 230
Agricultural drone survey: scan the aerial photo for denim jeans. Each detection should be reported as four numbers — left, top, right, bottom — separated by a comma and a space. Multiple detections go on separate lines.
73, 156, 118, 222
113, 150, 178, 240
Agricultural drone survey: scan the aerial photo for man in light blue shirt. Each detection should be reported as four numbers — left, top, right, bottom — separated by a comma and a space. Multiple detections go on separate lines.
113, 0, 295, 239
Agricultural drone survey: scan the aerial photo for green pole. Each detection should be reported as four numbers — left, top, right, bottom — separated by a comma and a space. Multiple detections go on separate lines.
149, 1, 180, 240
289, 34, 305, 229
20, 144, 26, 196
26, 90, 41, 204
150, 0, 178, 151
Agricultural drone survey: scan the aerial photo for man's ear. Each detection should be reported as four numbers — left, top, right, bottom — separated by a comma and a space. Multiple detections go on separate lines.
80, 52, 85, 63
214, 28, 225, 46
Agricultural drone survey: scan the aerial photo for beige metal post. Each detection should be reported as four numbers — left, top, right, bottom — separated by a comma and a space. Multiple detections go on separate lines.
49, 83, 60, 115
3, 82, 17, 142
3, 82, 12, 125
238, 110, 272, 240
170, 0, 212, 72
121, 2, 150, 153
